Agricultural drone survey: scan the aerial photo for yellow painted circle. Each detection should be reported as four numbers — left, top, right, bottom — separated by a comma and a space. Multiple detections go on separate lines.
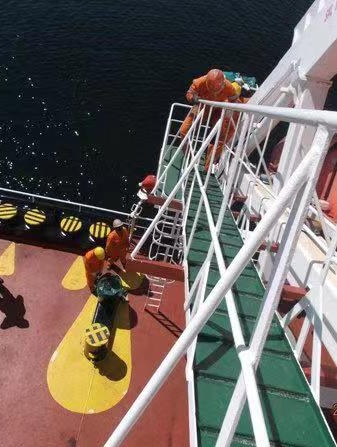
0, 203, 18, 220
120, 271, 145, 291
24, 208, 46, 226
60, 216, 82, 233
47, 295, 132, 414
85, 323, 110, 348
89, 221, 111, 239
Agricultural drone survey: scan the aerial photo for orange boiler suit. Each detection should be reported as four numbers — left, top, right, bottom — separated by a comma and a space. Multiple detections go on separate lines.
83, 249, 104, 290
105, 227, 130, 267
180, 75, 238, 171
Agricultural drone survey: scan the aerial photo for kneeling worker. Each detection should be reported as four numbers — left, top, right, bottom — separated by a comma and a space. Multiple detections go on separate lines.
105, 219, 130, 272
84, 246, 105, 292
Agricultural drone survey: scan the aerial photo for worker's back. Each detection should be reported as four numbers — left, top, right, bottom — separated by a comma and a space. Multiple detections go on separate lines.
84, 249, 104, 272
106, 227, 129, 259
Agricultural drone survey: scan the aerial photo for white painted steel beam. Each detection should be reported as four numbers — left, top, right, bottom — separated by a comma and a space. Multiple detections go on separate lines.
199, 99, 337, 130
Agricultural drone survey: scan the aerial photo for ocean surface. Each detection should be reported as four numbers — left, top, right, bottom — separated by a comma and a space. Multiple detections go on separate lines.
0, 0, 317, 210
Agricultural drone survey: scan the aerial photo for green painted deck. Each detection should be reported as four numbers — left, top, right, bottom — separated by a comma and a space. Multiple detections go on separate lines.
158, 146, 184, 199
162, 149, 335, 446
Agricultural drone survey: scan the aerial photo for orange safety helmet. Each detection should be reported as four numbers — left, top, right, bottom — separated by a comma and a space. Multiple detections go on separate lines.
206, 69, 225, 94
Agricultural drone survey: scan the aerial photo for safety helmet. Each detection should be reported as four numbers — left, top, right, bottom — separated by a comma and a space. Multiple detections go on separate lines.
232, 81, 242, 97
113, 219, 123, 229
138, 174, 156, 191
94, 246, 105, 260
206, 69, 225, 94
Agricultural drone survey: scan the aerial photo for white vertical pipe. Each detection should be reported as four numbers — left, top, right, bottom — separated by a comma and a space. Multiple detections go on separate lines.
311, 286, 323, 402
295, 314, 312, 360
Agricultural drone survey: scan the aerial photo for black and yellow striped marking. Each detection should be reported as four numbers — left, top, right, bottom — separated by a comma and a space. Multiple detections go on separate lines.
60, 216, 82, 234
24, 208, 46, 226
0, 203, 18, 220
85, 323, 110, 347
89, 221, 111, 239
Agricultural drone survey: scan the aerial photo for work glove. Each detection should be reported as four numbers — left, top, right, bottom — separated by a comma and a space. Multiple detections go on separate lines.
190, 93, 199, 105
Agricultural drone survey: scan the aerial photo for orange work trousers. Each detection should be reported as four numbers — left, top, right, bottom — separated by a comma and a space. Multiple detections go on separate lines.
204, 118, 235, 172
108, 249, 127, 268
180, 107, 235, 171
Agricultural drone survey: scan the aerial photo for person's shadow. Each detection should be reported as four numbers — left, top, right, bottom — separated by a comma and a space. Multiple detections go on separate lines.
0, 279, 29, 329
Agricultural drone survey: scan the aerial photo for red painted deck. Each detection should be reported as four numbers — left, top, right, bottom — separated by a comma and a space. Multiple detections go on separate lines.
0, 240, 188, 447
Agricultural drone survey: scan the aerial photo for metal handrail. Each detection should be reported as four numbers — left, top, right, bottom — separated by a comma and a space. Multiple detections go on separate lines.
104, 90, 337, 446
199, 99, 337, 129
156, 102, 191, 180
0, 185, 152, 224
223, 144, 336, 256
104, 124, 332, 447
131, 118, 222, 259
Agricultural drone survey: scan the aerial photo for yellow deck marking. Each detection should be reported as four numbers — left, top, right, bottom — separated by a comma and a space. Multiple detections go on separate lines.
0, 242, 15, 276
24, 208, 46, 226
89, 222, 111, 240
0, 203, 17, 220
60, 216, 82, 234
62, 256, 87, 290
47, 295, 132, 413
119, 271, 145, 291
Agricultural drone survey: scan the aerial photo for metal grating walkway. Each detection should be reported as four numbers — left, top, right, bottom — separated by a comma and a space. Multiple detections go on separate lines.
158, 146, 335, 446
184, 172, 335, 446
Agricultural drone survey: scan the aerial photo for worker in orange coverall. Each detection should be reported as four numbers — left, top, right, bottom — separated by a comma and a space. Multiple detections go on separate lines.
105, 219, 130, 272
180, 69, 239, 172
83, 246, 105, 291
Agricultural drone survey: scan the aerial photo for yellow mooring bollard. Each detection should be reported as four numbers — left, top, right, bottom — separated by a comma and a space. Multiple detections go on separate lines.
84, 323, 110, 361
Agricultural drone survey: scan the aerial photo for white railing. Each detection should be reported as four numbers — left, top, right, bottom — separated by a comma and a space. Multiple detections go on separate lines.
156, 102, 192, 186
148, 213, 183, 263
0, 185, 152, 231
212, 99, 337, 408
281, 222, 337, 403
103, 99, 337, 447
131, 108, 223, 259
128, 102, 195, 239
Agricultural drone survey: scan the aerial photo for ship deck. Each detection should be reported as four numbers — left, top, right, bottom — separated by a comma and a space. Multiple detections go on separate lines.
0, 239, 188, 447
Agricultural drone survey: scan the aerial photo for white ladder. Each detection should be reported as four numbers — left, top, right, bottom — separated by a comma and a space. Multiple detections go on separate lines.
144, 276, 166, 312
149, 209, 183, 263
